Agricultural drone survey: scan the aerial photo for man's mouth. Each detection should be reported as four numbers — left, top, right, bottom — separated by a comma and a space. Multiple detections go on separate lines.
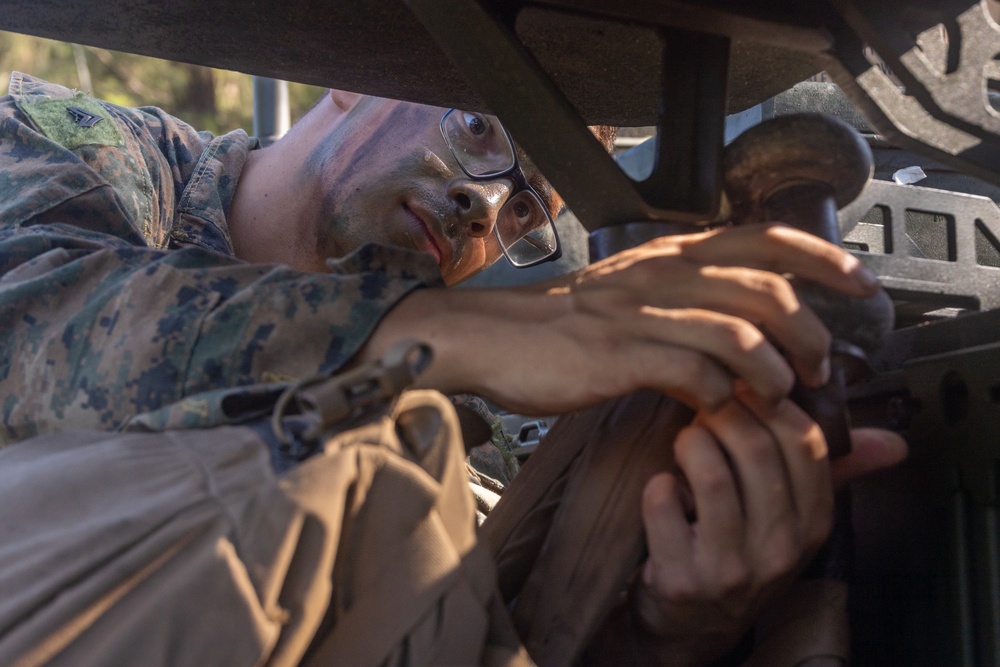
403, 202, 449, 266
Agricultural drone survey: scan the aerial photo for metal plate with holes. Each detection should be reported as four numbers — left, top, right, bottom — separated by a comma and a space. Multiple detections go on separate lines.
839, 179, 1000, 317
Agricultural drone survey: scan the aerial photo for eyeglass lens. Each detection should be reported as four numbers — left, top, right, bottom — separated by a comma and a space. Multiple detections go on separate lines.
441, 110, 515, 176
497, 190, 558, 266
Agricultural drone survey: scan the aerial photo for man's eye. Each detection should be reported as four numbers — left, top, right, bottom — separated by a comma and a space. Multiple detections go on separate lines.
463, 112, 488, 136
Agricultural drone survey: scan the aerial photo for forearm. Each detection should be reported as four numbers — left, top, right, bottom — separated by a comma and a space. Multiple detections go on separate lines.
358, 286, 573, 409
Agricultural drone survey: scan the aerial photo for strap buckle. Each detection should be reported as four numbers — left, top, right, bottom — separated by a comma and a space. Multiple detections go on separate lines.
270, 339, 433, 449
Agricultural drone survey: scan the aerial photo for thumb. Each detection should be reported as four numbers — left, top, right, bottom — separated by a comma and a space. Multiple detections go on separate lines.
831, 428, 908, 488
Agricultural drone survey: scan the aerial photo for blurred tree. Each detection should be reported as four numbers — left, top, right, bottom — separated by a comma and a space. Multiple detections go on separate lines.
0, 30, 324, 135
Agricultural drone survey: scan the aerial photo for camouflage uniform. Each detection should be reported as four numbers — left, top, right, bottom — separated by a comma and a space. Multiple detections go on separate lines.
0, 73, 443, 446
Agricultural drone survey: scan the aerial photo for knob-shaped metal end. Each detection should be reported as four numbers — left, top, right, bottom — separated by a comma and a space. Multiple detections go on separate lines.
723, 113, 874, 222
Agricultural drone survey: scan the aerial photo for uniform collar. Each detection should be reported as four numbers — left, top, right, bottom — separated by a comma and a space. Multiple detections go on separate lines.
169, 129, 260, 256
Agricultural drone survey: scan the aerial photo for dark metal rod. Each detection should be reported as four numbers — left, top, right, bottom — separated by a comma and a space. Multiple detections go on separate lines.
253, 77, 289, 147
637, 28, 728, 217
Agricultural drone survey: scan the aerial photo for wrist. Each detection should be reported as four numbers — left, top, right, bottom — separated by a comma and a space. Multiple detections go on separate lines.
359, 286, 568, 402
629, 579, 751, 666
584, 597, 738, 667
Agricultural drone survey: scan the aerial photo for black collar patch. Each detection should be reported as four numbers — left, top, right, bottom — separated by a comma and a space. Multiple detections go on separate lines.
67, 106, 104, 128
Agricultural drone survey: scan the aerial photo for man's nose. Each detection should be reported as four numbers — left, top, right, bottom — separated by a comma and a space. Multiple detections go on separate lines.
449, 179, 510, 238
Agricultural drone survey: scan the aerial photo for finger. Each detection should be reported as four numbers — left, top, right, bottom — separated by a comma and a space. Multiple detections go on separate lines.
586, 337, 735, 411
727, 390, 834, 549
624, 342, 733, 410
676, 224, 881, 298
831, 428, 908, 488
613, 305, 795, 405
642, 471, 696, 590
696, 400, 805, 551
567, 289, 796, 408
673, 424, 746, 563
472, 307, 739, 414
680, 265, 833, 387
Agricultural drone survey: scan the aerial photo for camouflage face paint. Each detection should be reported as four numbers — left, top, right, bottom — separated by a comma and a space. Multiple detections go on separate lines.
301, 98, 508, 285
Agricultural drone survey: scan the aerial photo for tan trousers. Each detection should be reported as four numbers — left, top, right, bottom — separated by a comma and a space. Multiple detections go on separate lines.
0, 391, 529, 667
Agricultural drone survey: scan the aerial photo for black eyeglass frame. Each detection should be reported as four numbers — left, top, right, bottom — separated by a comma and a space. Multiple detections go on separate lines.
439, 109, 562, 268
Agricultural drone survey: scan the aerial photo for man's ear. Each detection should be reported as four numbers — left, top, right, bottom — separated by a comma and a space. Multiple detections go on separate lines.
328, 89, 364, 113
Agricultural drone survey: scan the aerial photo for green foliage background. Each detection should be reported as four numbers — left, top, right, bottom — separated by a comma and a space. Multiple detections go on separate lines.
0, 30, 324, 134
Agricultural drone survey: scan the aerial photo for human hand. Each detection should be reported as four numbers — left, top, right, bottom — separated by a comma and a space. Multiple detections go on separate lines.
630, 387, 907, 666
363, 223, 881, 415
556, 223, 880, 396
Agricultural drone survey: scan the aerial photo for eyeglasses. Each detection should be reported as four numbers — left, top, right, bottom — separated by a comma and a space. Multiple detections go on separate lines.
440, 109, 561, 268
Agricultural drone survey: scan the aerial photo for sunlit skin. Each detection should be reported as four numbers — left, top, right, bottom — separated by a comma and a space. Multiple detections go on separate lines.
228, 89, 908, 665
230, 90, 561, 285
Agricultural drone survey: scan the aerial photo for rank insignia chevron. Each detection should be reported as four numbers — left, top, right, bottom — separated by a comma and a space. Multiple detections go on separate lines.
66, 106, 104, 128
